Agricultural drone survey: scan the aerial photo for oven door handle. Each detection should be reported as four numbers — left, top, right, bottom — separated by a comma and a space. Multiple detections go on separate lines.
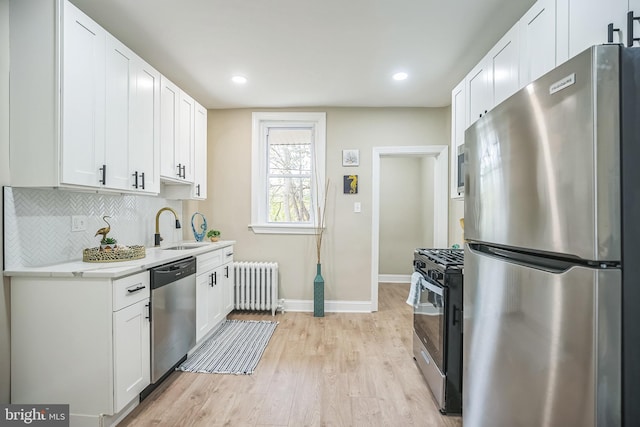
420, 277, 444, 297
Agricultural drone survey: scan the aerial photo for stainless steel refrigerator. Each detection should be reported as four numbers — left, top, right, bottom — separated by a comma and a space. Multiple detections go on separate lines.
464, 44, 640, 427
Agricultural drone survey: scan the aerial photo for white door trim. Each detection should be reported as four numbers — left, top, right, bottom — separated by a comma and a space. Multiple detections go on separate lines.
371, 145, 449, 312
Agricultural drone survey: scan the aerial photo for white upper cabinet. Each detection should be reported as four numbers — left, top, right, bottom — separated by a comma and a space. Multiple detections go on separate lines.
160, 77, 195, 184
450, 0, 637, 198
193, 103, 208, 199
9, 0, 160, 193
489, 24, 520, 107
161, 99, 207, 200
104, 35, 133, 191
519, 0, 557, 88
129, 58, 161, 194
104, 35, 160, 193
178, 91, 196, 183
160, 76, 180, 180
466, 61, 490, 127
450, 80, 466, 199
557, 0, 628, 64
467, 22, 520, 129
61, 0, 106, 187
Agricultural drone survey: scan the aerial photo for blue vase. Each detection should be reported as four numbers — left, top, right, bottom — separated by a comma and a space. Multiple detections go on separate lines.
314, 263, 324, 317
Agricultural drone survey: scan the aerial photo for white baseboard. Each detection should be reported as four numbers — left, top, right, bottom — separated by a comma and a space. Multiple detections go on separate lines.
378, 274, 411, 283
284, 299, 372, 313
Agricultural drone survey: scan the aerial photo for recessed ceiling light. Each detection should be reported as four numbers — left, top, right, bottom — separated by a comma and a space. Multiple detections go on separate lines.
392, 72, 408, 81
232, 75, 247, 84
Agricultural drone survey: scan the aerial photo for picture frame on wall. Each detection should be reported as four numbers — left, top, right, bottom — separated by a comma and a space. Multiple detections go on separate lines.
344, 175, 358, 194
342, 149, 359, 167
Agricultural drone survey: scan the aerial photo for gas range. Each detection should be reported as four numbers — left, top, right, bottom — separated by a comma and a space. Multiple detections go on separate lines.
414, 248, 464, 284
412, 248, 464, 415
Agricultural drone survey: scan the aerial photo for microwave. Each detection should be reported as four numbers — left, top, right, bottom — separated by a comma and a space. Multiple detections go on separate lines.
456, 144, 465, 195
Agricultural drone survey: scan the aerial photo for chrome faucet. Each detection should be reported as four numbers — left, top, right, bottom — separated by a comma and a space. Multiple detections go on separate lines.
154, 207, 182, 246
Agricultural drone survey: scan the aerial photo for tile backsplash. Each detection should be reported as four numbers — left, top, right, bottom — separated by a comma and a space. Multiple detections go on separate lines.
3, 187, 183, 269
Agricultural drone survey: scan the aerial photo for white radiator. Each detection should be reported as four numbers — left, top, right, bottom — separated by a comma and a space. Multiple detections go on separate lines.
233, 262, 280, 315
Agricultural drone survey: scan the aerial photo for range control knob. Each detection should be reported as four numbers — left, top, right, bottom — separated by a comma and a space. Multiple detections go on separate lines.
428, 270, 443, 281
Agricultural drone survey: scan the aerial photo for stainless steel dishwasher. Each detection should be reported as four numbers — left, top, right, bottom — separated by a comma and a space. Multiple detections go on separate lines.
149, 257, 196, 383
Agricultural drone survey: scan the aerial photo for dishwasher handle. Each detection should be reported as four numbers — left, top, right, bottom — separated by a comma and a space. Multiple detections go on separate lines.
151, 257, 196, 289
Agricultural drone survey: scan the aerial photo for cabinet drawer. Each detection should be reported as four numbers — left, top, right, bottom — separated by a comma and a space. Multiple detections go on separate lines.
223, 245, 234, 263
197, 249, 223, 273
113, 271, 150, 311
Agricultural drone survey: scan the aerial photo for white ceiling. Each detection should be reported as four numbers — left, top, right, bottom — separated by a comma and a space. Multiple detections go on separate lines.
70, 0, 536, 109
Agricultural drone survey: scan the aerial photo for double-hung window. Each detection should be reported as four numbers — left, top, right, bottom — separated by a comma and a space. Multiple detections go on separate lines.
251, 112, 326, 234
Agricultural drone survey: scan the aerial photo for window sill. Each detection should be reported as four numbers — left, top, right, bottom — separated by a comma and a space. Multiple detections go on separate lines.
248, 224, 320, 235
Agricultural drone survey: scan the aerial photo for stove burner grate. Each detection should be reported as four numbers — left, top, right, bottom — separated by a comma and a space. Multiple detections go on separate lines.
416, 248, 464, 267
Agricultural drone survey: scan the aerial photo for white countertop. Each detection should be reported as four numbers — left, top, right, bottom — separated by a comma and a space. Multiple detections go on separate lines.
3, 240, 235, 279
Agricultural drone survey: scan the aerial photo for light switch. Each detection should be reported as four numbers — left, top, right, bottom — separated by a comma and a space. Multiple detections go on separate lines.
354, 202, 361, 213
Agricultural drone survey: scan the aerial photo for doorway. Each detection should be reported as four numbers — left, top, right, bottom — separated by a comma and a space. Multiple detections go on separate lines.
370, 145, 448, 312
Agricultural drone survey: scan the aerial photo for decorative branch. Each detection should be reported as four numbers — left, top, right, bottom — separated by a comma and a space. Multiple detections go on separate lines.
315, 179, 329, 264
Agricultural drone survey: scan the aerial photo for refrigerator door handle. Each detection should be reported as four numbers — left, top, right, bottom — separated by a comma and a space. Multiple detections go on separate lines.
452, 305, 461, 326
467, 243, 608, 273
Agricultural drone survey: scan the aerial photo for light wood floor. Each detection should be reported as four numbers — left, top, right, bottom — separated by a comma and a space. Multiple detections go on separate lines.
120, 283, 462, 427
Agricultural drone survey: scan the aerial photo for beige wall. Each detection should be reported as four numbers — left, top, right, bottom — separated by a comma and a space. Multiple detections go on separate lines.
379, 156, 433, 275
187, 107, 450, 302
421, 156, 435, 246
449, 199, 464, 247
1, 0, 11, 403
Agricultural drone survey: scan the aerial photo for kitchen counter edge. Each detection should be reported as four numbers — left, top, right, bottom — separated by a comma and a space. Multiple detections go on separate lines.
3, 241, 236, 279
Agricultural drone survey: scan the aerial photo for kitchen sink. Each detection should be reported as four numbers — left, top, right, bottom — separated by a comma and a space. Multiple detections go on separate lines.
162, 243, 211, 250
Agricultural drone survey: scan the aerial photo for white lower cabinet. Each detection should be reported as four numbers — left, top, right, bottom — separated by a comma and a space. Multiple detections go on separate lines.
113, 298, 150, 413
222, 246, 235, 314
10, 271, 150, 427
196, 265, 223, 342
196, 246, 234, 343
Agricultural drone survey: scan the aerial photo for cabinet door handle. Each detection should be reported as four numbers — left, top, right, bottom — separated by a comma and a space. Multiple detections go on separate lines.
608, 23, 621, 43
628, 11, 640, 46
99, 164, 106, 185
196, 184, 200, 197
213, 271, 217, 285
127, 285, 146, 293
177, 163, 182, 178
181, 164, 186, 178
209, 273, 214, 287
225, 265, 229, 278
145, 302, 151, 321
226, 252, 233, 257
132, 171, 139, 188
140, 172, 145, 190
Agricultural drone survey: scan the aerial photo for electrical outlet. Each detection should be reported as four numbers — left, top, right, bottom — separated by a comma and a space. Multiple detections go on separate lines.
71, 215, 87, 232
354, 202, 361, 213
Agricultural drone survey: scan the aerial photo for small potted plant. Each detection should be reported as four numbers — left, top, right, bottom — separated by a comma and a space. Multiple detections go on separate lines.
206, 230, 221, 242
100, 237, 117, 251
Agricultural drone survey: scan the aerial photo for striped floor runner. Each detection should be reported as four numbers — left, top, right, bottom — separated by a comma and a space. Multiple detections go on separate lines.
178, 319, 278, 375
